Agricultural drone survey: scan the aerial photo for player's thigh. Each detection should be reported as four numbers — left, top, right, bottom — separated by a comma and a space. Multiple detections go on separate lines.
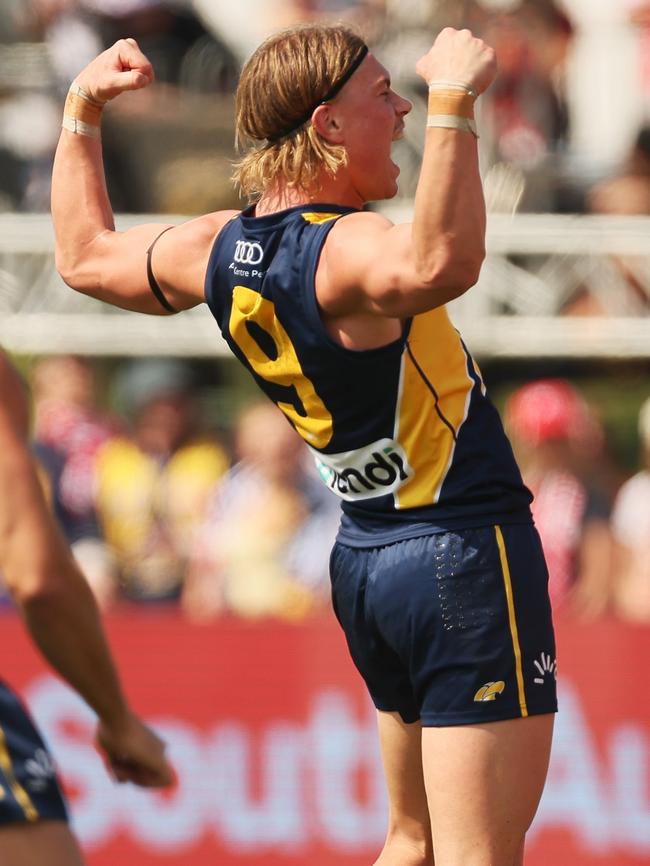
376, 710, 432, 858
421, 713, 554, 866
0, 820, 85, 866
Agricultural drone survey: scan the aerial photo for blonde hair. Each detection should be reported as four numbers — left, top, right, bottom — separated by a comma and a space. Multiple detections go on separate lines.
233, 24, 367, 199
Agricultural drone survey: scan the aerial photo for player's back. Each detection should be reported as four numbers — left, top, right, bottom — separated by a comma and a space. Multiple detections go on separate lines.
205, 204, 532, 546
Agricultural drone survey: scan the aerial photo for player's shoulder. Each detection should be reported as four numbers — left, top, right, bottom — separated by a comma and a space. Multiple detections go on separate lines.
315, 211, 397, 315
331, 209, 394, 239
172, 209, 241, 247
321, 209, 394, 272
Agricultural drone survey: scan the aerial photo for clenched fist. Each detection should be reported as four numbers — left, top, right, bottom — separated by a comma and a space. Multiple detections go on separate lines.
416, 28, 497, 96
74, 38, 154, 103
96, 710, 174, 789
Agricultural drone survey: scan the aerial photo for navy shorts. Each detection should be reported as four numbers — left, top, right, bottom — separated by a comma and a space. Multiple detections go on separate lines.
330, 524, 558, 726
0, 681, 69, 825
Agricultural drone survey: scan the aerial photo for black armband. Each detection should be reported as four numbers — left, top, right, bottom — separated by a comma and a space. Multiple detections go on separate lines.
146, 226, 178, 313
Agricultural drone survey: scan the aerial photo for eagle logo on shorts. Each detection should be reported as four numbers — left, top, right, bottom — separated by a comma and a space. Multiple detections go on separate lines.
474, 681, 505, 702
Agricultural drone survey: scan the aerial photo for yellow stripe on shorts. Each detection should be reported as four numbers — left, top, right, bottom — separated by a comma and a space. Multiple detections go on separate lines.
0, 725, 38, 821
494, 525, 528, 718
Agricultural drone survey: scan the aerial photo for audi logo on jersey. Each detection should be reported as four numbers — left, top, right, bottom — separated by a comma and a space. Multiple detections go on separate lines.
234, 240, 264, 265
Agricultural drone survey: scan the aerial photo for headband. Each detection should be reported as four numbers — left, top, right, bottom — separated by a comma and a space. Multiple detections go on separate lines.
268, 43, 369, 142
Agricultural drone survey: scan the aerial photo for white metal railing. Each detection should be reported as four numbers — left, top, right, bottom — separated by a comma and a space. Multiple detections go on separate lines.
1, 211, 649, 358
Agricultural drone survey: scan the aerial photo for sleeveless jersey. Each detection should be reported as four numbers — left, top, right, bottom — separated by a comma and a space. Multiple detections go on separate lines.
204, 203, 532, 547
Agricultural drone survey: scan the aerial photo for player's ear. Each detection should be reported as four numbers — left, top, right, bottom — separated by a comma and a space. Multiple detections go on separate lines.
311, 104, 344, 144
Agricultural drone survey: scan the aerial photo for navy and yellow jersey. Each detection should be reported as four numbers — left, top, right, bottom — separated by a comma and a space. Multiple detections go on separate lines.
0, 681, 69, 825
204, 203, 532, 547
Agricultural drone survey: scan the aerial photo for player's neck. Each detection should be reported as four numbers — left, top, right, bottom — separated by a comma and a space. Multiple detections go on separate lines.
255, 173, 364, 216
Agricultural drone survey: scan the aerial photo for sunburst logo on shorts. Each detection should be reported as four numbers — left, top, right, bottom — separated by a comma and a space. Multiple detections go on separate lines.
474, 681, 505, 702
24, 748, 56, 793
533, 652, 557, 685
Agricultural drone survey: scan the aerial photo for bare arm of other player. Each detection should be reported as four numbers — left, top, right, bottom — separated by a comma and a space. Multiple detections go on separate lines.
51, 30, 496, 324
0, 353, 174, 788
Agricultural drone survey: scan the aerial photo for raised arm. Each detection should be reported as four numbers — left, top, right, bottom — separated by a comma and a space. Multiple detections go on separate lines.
51, 38, 234, 315
0, 353, 174, 787
318, 28, 497, 320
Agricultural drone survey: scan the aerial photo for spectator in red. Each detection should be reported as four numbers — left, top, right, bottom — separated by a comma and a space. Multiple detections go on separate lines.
476, 0, 574, 211
505, 378, 614, 618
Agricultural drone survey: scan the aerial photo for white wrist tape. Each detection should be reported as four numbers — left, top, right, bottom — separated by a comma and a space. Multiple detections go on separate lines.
428, 79, 478, 99
61, 115, 101, 138
426, 114, 478, 138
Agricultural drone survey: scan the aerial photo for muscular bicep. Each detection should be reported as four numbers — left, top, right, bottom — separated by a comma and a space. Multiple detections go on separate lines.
57, 212, 237, 315
317, 212, 482, 319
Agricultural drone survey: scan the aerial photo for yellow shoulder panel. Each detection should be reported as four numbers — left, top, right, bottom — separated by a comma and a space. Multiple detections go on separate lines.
301, 212, 343, 225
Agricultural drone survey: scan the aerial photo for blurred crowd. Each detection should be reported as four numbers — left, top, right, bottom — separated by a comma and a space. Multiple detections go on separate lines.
0, 0, 650, 215
1, 354, 340, 621
0, 354, 649, 626
1, 2, 649, 625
